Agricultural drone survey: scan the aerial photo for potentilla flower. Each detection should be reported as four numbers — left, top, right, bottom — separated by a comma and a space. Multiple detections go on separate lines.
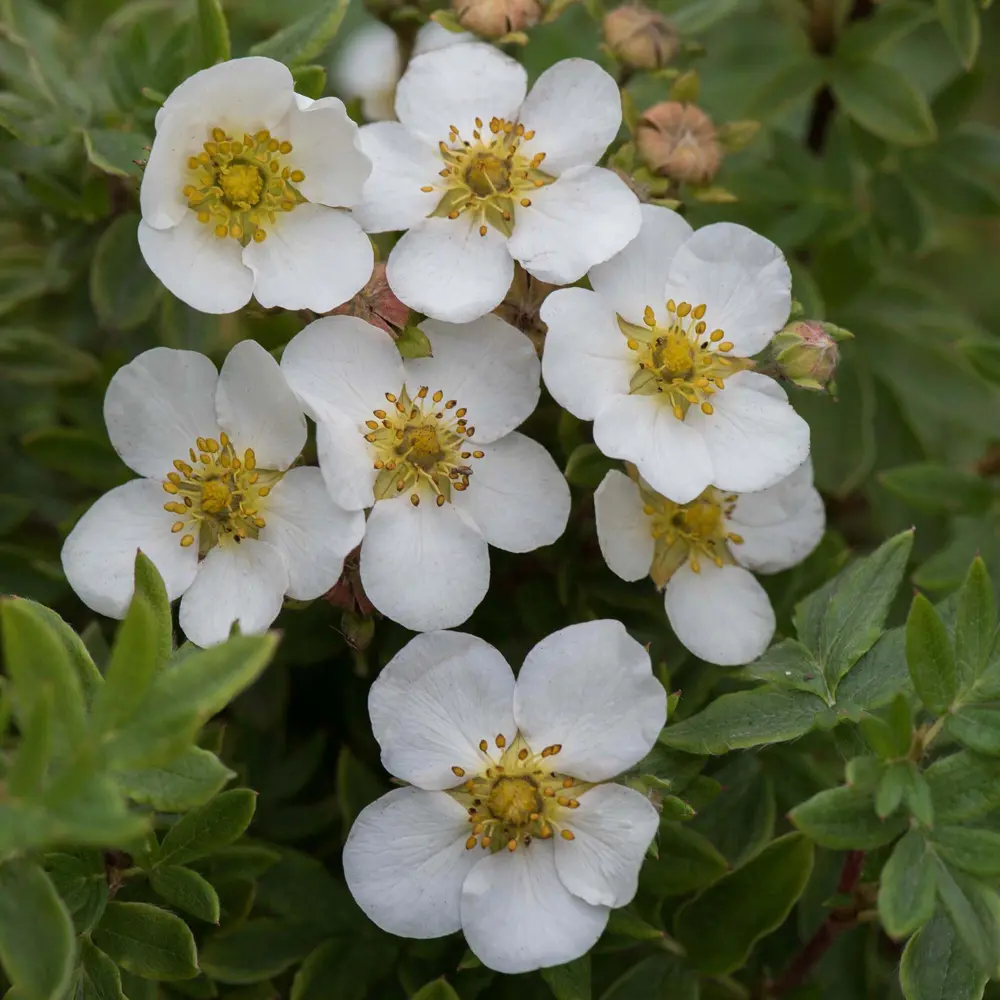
342, 620, 666, 973
61, 342, 365, 648
353, 45, 642, 323
138, 57, 374, 315
541, 204, 810, 504
280, 313, 571, 631
595, 460, 824, 664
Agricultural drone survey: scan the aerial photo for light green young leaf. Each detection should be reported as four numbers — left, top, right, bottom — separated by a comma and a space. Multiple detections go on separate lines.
411, 981, 461, 1000
901, 910, 987, 1000
937, 0, 980, 69
158, 789, 257, 867
875, 760, 908, 819
93, 902, 198, 981
82, 130, 150, 179
290, 65, 326, 100
564, 444, 617, 490
878, 829, 937, 938
44, 851, 108, 936
907, 593, 958, 714
955, 557, 995, 693
8, 686, 52, 796
248, 0, 349, 66
114, 746, 235, 812
739, 639, 830, 701
830, 61, 936, 146
189, 0, 230, 71
150, 866, 221, 924
133, 551, 172, 673
790, 785, 908, 848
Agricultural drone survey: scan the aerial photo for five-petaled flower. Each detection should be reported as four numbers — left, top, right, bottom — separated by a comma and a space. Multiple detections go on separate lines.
541, 204, 810, 504
595, 459, 824, 664
280, 313, 571, 631
138, 57, 374, 315
342, 620, 666, 973
353, 45, 642, 322
61, 342, 365, 648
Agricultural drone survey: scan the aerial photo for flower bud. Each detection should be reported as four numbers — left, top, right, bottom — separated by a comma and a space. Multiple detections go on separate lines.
602, 5, 678, 70
636, 102, 721, 185
329, 262, 409, 334
772, 320, 845, 392
452, 0, 541, 37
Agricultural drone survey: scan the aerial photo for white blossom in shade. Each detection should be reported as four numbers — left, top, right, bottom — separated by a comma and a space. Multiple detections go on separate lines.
594, 459, 825, 665
352, 46, 642, 323
280, 313, 571, 631
342, 620, 666, 973
541, 204, 810, 504
60, 342, 365, 648
138, 57, 374, 315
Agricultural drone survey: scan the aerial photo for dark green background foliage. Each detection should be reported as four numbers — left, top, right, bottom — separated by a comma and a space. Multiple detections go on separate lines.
2, 0, 1000, 997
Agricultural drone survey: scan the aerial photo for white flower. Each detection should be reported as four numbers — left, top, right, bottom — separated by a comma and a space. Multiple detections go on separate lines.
342, 620, 666, 973
61, 342, 365, 648
280, 313, 571, 631
594, 460, 825, 665
353, 46, 642, 323
541, 204, 810, 504
138, 57, 374, 315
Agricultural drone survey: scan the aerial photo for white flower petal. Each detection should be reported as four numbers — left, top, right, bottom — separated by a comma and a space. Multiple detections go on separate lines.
104, 346, 220, 478
138, 216, 254, 315
412, 21, 474, 53
178, 539, 289, 647
141, 107, 208, 230
593, 394, 712, 505
684, 370, 810, 495
360, 498, 489, 631
353, 122, 442, 233
517, 59, 622, 174
513, 620, 665, 781
369, 631, 515, 789
387, 216, 513, 323
664, 561, 774, 666
555, 783, 660, 907
407, 314, 539, 443
539, 287, 633, 421
507, 166, 641, 285
395, 43, 526, 143
335, 23, 401, 120
460, 839, 609, 974
259, 467, 366, 600
315, 414, 378, 512
61, 480, 198, 619
452, 433, 569, 553
344, 787, 479, 939
588, 204, 694, 325
242, 204, 373, 313
665, 222, 791, 357
593, 470, 653, 582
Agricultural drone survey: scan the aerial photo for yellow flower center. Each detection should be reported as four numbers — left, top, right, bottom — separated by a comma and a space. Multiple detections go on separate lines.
488, 777, 542, 827
161, 432, 282, 553
182, 126, 307, 246
421, 117, 555, 238
618, 300, 753, 420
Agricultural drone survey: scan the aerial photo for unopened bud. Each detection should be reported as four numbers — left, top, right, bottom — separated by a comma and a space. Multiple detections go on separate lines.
330, 262, 409, 334
636, 102, 721, 185
603, 5, 678, 70
452, 0, 541, 37
772, 320, 848, 392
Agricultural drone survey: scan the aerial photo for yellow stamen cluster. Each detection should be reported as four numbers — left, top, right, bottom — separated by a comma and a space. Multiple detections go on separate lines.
161, 432, 281, 552
449, 734, 587, 852
182, 126, 307, 245
364, 386, 483, 506
424, 117, 554, 238
619, 300, 752, 420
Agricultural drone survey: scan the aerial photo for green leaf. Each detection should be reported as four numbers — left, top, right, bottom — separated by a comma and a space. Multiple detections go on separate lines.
0, 327, 100, 386
790, 785, 908, 848
955, 558, 995, 693
837, 4, 936, 58
93, 902, 198, 981
8, 686, 52, 797
541, 956, 591, 1000
640, 822, 729, 896
336, 747, 384, 831
880, 464, 993, 516
830, 61, 936, 146
248, 0, 349, 65
878, 829, 937, 938
82, 130, 150, 179
189, 0, 230, 71
945, 706, 1000, 755
150, 866, 221, 924
598, 954, 698, 1000
395, 325, 432, 359
933, 827, 1000, 877
937, 0, 980, 69
0, 859, 76, 1000
290, 65, 326, 100
199, 919, 323, 984
962, 340, 1000, 385
188, 845, 280, 884
673, 832, 814, 974
133, 551, 173, 673
740, 639, 830, 701
19, 602, 102, 706
837, 626, 913, 711
44, 852, 108, 935
158, 789, 257, 867
114, 746, 235, 812
20, 429, 130, 492
903, 762, 935, 827
925, 751, 1000, 823
290, 936, 395, 1000
564, 444, 617, 489
907, 593, 958, 714
605, 908, 664, 941
875, 760, 908, 818
934, 863, 1000, 976
410, 981, 461, 1000
90, 214, 162, 331
901, 910, 988, 1000
68, 939, 126, 1000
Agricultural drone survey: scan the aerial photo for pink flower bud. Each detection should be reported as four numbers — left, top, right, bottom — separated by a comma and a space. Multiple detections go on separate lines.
772, 320, 843, 391
636, 102, 722, 185
602, 5, 678, 70
329, 262, 409, 335
452, 0, 542, 37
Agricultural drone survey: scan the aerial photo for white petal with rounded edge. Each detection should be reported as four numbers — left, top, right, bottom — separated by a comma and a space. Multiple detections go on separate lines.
664, 561, 775, 666
343, 787, 479, 939
395, 43, 526, 143
178, 539, 289, 647
360, 498, 489, 631
104, 346, 220, 479
727, 456, 815, 526
540, 287, 633, 421
407, 314, 539, 443
594, 470, 653, 582
589, 204, 694, 325
259, 467, 366, 600
216, 339, 305, 471
61, 480, 198, 619
243, 204, 373, 313
387, 216, 513, 323
593, 394, 712, 505
555, 783, 660, 908
460, 839, 609, 974
507, 166, 641, 285
369, 631, 515, 788
138, 216, 254, 315
513, 620, 665, 781
353, 122, 442, 233
315, 414, 379, 512
517, 59, 622, 174
452, 433, 569, 553
141, 106, 208, 230
335, 23, 401, 115
664, 222, 791, 357
684, 371, 810, 495
412, 21, 474, 53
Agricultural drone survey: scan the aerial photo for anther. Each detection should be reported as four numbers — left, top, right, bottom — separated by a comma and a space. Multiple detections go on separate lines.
507, 839, 517, 852
452, 766, 466, 777
466, 836, 478, 850
557, 796, 569, 806
518, 748, 529, 760
410, 494, 420, 506
163, 482, 179, 494
479, 225, 487, 237
561, 830, 575, 841
180, 534, 195, 547
495, 734, 506, 748
435, 495, 445, 506
481, 836, 492, 848
171, 521, 184, 533
520, 198, 531, 207
479, 739, 489, 752
719, 342, 734, 352
677, 302, 691, 317
701, 402, 714, 415
562, 778, 573, 788
710, 329, 724, 342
